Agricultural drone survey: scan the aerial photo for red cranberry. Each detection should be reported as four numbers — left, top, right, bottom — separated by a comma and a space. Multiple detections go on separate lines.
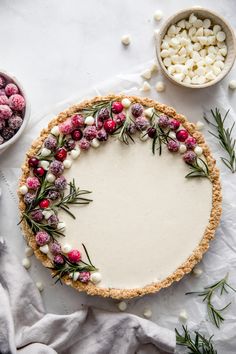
39, 199, 50, 208
147, 127, 156, 138
169, 119, 180, 131
33, 167, 46, 177
68, 249, 81, 263
112, 101, 123, 114
55, 148, 67, 161
176, 129, 188, 142
103, 119, 116, 133
71, 129, 82, 141
28, 157, 39, 168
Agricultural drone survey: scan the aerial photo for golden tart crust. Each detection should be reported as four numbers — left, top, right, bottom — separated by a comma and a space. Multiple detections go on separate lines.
18, 94, 222, 299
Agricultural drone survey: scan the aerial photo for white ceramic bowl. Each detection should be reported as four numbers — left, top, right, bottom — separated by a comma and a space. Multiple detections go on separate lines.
0, 70, 30, 154
156, 7, 236, 89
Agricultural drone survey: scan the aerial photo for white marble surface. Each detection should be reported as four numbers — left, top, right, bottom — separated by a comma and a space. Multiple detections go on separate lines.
1, 0, 236, 353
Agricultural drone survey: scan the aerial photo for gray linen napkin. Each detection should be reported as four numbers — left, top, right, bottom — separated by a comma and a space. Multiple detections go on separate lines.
0, 238, 175, 354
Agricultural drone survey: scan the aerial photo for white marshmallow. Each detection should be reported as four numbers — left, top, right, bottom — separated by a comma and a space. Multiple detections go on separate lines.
155, 81, 166, 92
143, 308, 152, 318
25, 246, 33, 257
194, 146, 203, 156
42, 210, 54, 220
91, 138, 100, 148
19, 185, 28, 195
63, 159, 72, 168
39, 245, 49, 254
61, 243, 72, 253
144, 108, 154, 118
118, 301, 127, 311
51, 126, 60, 136
73, 272, 80, 281
90, 272, 102, 284
139, 132, 149, 141
154, 10, 163, 21
140, 81, 151, 92
179, 144, 187, 153
229, 80, 236, 90
121, 98, 131, 108
41, 147, 51, 157
46, 173, 56, 183
173, 73, 184, 82
121, 35, 131, 46
58, 221, 66, 230
169, 131, 176, 139
22, 258, 31, 269
36, 281, 44, 292
40, 160, 50, 170
71, 148, 81, 159
84, 116, 95, 125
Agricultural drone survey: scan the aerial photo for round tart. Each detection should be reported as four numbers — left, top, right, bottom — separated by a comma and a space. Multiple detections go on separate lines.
18, 95, 222, 299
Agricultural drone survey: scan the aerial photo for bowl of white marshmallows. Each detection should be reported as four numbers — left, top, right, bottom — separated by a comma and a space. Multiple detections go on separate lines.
156, 8, 236, 88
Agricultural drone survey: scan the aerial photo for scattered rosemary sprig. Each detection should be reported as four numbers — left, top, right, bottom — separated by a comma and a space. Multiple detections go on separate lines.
186, 274, 236, 328
204, 108, 236, 173
54, 179, 92, 219
176, 326, 217, 354
51, 243, 97, 284
185, 157, 209, 179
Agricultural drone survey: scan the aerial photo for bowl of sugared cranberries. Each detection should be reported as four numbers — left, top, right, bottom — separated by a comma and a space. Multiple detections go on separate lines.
0, 70, 30, 153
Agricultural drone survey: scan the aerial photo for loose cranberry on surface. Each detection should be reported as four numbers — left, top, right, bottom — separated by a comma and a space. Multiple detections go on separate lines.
9, 94, 25, 111
71, 129, 83, 141
55, 148, 67, 161
68, 249, 81, 263
103, 119, 116, 133
28, 157, 39, 168
33, 166, 46, 177
5, 83, 19, 96
176, 129, 189, 142
39, 199, 50, 209
112, 101, 123, 114
147, 127, 156, 138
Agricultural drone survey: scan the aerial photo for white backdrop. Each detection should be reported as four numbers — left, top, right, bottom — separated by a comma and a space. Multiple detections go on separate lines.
0, 1, 236, 353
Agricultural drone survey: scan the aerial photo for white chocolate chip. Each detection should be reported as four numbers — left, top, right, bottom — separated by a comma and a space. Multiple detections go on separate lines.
189, 13, 197, 24
196, 121, 204, 130
61, 243, 72, 253
150, 62, 159, 73
118, 301, 127, 311
25, 246, 33, 257
213, 25, 221, 34
46, 173, 56, 183
179, 144, 187, 153
91, 138, 100, 148
194, 146, 203, 156
143, 308, 152, 318
141, 69, 152, 80
177, 20, 186, 28
229, 80, 236, 90
19, 185, 28, 195
41, 147, 51, 157
90, 272, 102, 284
36, 281, 44, 292
84, 116, 95, 125
216, 31, 226, 42
51, 126, 60, 136
140, 81, 151, 92
179, 309, 188, 322
22, 258, 31, 269
154, 10, 163, 21
155, 81, 165, 92
144, 108, 154, 118
169, 131, 176, 139
121, 34, 131, 46
73, 272, 80, 281
139, 132, 149, 141
71, 148, 81, 159
203, 18, 211, 29
39, 245, 49, 254
40, 160, 50, 170
63, 159, 72, 168
193, 267, 203, 277
121, 98, 131, 108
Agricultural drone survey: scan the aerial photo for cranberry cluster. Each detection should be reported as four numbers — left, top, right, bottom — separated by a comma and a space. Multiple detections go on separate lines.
0, 75, 26, 145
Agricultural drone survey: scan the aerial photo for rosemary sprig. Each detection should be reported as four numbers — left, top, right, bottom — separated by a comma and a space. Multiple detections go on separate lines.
51, 243, 97, 284
176, 326, 217, 354
204, 108, 236, 173
114, 111, 135, 144
54, 179, 92, 219
80, 99, 113, 126
185, 158, 209, 179
186, 274, 236, 328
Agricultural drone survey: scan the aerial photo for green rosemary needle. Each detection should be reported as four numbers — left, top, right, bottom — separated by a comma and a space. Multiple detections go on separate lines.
186, 274, 236, 328
185, 158, 209, 179
204, 108, 236, 173
176, 326, 217, 354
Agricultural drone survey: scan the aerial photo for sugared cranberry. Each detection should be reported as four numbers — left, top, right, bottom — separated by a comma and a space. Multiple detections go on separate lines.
55, 148, 67, 161
50, 242, 61, 256
131, 103, 143, 117
5, 83, 19, 96
176, 129, 188, 142
71, 114, 84, 128
79, 271, 90, 283
64, 139, 76, 151
49, 160, 64, 176
30, 209, 44, 222
44, 135, 57, 150
185, 137, 197, 149
97, 128, 108, 141
158, 115, 169, 129
72, 129, 83, 141
96, 119, 103, 130
54, 254, 65, 265
169, 119, 180, 131
183, 151, 197, 164
79, 138, 91, 150
26, 176, 40, 190
59, 119, 74, 135
115, 113, 126, 125
8, 115, 23, 130
104, 119, 116, 133
39, 199, 50, 209
135, 116, 149, 131
47, 190, 60, 200
28, 157, 39, 168
1, 127, 14, 140
98, 107, 110, 121
0, 119, 6, 130
167, 140, 180, 152
83, 126, 97, 141
68, 249, 81, 263
9, 94, 25, 111
0, 95, 9, 105
35, 231, 50, 246
147, 127, 156, 138
0, 135, 4, 145
112, 101, 123, 114
0, 105, 12, 119
33, 167, 46, 177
